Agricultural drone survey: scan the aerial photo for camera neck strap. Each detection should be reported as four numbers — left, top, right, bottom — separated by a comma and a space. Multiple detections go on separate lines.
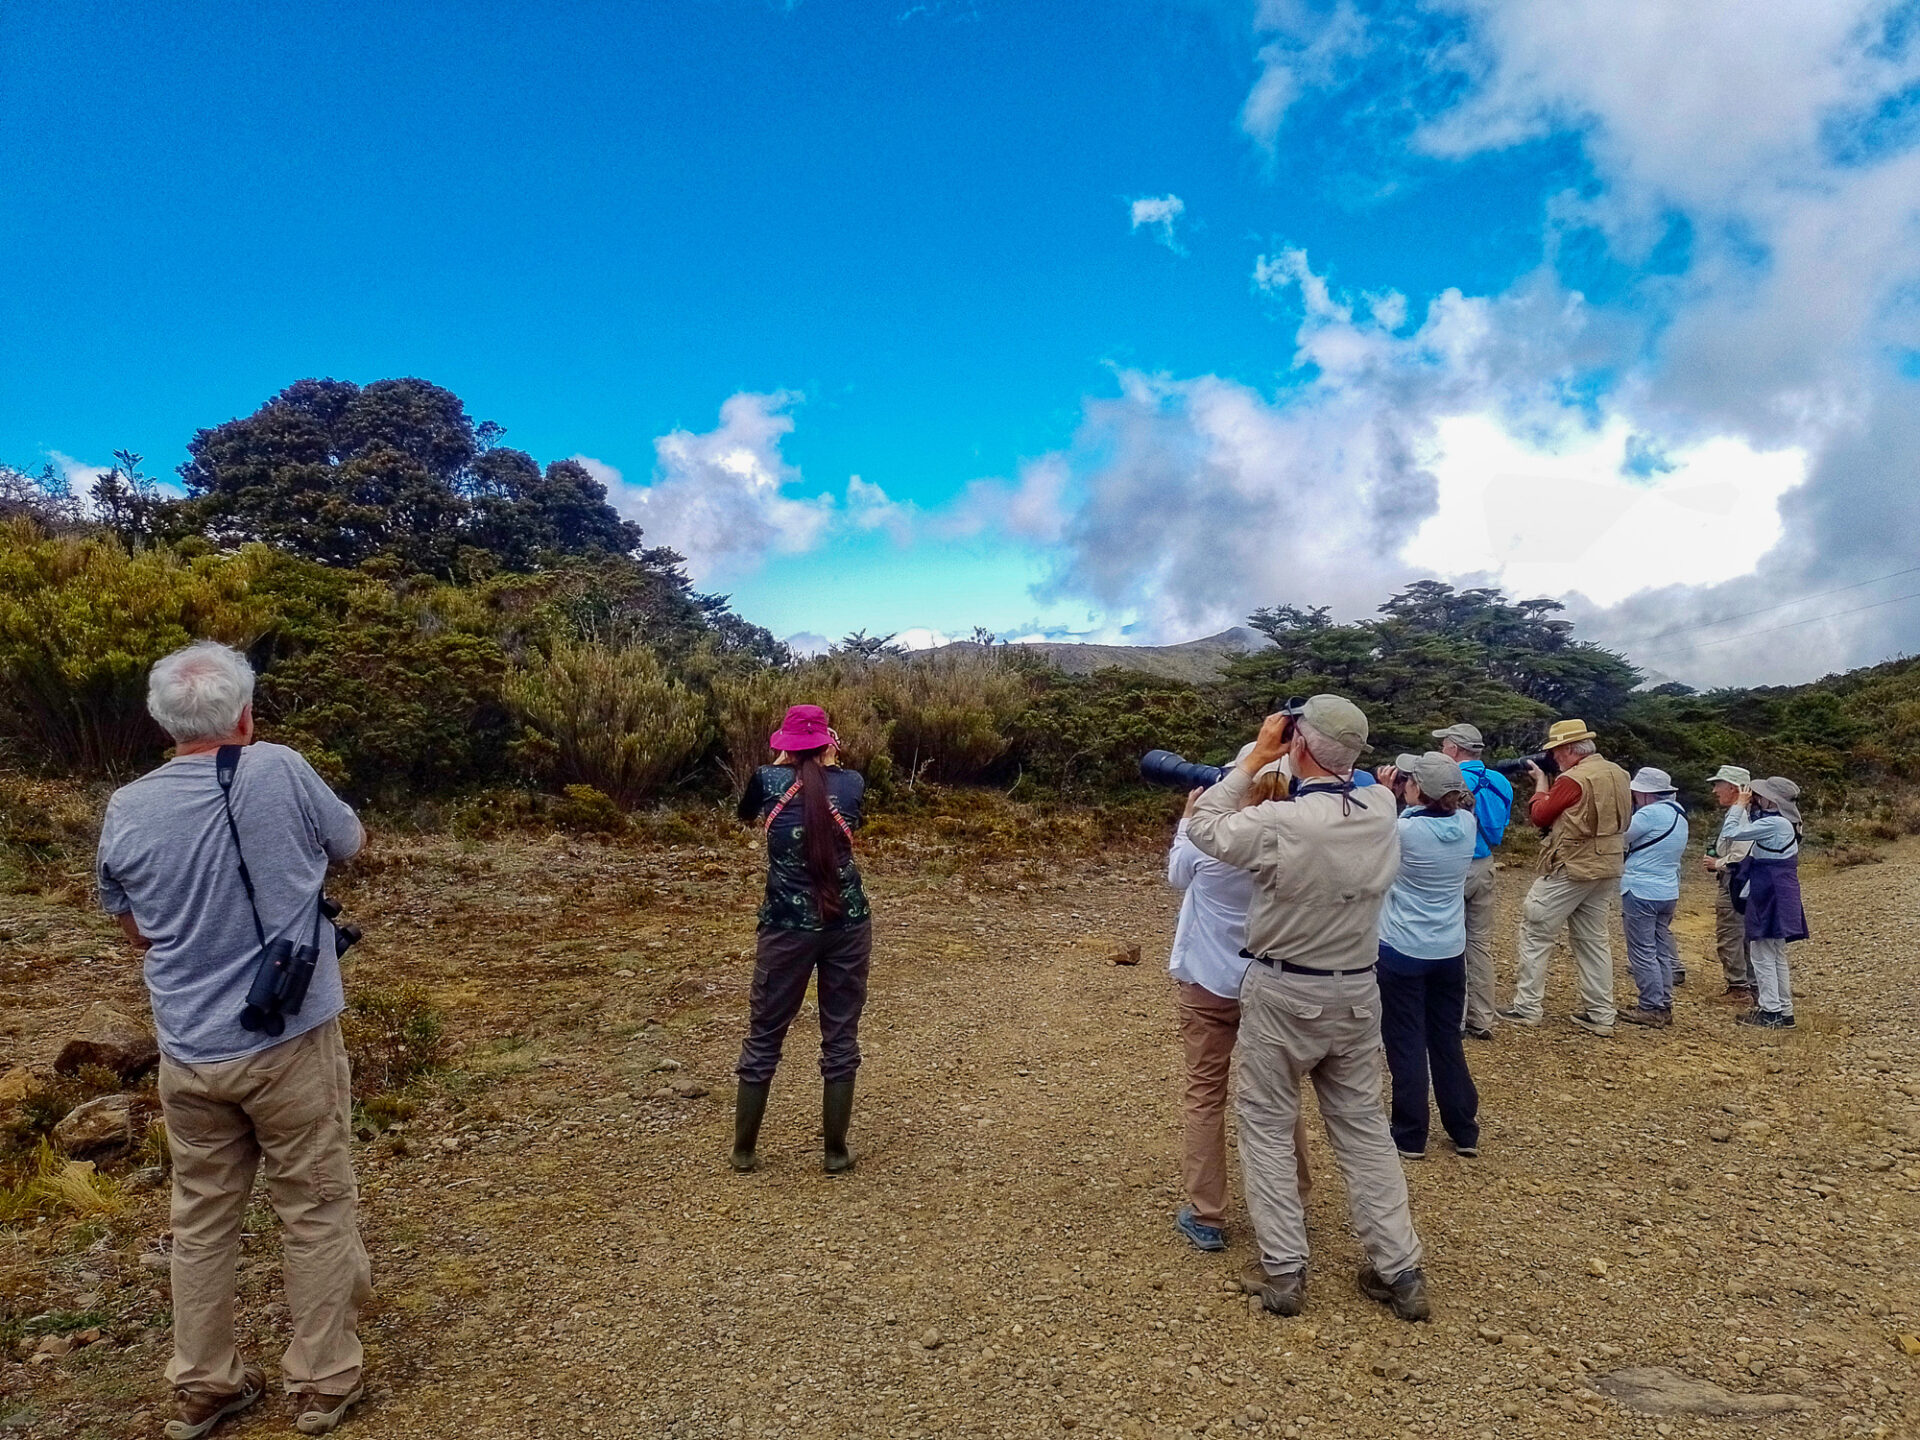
763, 777, 855, 842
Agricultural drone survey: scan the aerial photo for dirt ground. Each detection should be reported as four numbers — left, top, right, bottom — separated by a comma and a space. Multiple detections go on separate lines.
3, 818, 1919, 1440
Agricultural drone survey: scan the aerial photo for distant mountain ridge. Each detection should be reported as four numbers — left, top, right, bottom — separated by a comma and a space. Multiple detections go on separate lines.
936, 625, 1274, 682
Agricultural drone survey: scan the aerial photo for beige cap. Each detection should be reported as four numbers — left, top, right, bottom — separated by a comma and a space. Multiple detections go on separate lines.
1411, 751, 1467, 799
1430, 722, 1484, 749
1301, 693, 1369, 750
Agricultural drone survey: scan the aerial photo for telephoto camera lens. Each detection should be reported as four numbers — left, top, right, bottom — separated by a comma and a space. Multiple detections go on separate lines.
1139, 750, 1230, 791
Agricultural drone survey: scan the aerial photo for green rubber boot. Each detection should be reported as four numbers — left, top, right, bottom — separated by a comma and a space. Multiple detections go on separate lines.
731, 1081, 771, 1173
822, 1079, 857, 1175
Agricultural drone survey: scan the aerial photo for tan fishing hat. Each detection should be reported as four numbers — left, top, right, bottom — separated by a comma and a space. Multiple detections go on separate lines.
1301, 693, 1369, 750
1710, 764, 1751, 787
1543, 718, 1598, 748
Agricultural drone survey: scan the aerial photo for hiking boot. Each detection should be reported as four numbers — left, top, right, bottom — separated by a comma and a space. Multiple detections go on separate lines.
822, 1079, 857, 1174
1463, 1025, 1494, 1041
1174, 1205, 1226, 1253
1452, 1138, 1479, 1158
165, 1366, 264, 1440
1239, 1261, 1305, 1316
1737, 1009, 1795, 1029
1673, 966, 1687, 985
1618, 1006, 1673, 1028
1568, 1012, 1615, 1038
294, 1383, 367, 1436
1715, 986, 1755, 1005
1495, 1007, 1541, 1026
730, 1081, 771, 1173
1734, 1007, 1769, 1027
1358, 1265, 1431, 1322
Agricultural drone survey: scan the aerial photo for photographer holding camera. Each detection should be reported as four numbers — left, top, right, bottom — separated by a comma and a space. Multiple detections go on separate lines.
1185, 696, 1431, 1323
1497, 718, 1633, 1037
96, 642, 371, 1439
1429, 723, 1511, 1040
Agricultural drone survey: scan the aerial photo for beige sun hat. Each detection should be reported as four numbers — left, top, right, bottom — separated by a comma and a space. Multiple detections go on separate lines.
1629, 766, 1677, 794
1710, 764, 1752, 788
1749, 776, 1802, 826
1543, 718, 1598, 749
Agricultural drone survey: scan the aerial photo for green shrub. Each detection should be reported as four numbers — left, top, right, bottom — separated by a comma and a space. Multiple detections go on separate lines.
710, 662, 892, 790
550, 784, 627, 833
869, 651, 1029, 784
0, 520, 271, 775
506, 641, 710, 807
342, 985, 448, 1098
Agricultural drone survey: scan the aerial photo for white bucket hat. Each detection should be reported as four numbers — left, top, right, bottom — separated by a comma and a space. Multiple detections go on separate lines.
1710, 764, 1751, 788
1629, 766, 1677, 794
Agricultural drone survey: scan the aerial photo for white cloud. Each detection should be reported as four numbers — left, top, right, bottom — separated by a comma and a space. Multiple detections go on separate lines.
1241, 1, 1369, 153
49, 451, 113, 494
1128, 194, 1188, 253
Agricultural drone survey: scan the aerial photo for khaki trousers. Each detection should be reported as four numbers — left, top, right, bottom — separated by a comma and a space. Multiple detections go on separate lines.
1511, 873, 1617, 1026
1714, 869, 1754, 989
1176, 981, 1309, 1229
158, 1019, 372, 1397
1235, 962, 1423, 1279
1461, 856, 1498, 1032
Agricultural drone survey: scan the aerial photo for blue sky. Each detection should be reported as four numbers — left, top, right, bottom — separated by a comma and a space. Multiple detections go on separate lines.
5, 1, 1919, 681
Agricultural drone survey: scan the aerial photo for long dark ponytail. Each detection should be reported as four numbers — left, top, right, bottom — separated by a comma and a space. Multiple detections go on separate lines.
791, 746, 848, 923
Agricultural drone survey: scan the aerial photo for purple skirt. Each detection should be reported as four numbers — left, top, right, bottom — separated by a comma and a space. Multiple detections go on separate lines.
1742, 858, 1809, 942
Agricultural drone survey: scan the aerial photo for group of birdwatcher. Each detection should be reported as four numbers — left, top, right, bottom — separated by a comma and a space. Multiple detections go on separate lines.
1158, 702, 1809, 1324
93, 643, 1814, 1439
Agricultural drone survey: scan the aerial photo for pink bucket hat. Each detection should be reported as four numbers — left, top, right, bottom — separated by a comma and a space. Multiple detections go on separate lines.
769, 703, 835, 753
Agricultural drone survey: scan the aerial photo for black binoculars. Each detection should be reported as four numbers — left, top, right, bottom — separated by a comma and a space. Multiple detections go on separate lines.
239, 895, 359, 1036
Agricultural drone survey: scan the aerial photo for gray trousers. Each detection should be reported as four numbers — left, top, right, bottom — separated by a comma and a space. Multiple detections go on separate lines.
1714, 869, 1754, 989
1621, 891, 1678, 1011
1750, 937, 1793, 1016
1236, 961, 1423, 1280
1461, 855, 1498, 1032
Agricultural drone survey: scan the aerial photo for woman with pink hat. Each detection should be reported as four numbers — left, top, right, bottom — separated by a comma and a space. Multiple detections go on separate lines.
729, 704, 872, 1173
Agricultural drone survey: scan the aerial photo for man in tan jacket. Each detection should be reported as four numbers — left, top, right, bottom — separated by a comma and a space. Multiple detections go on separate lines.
1498, 718, 1633, 1037
1186, 695, 1430, 1323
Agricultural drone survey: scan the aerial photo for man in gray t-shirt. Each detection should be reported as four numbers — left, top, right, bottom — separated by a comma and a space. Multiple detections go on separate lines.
98, 741, 363, 1063
96, 641, 373, 1437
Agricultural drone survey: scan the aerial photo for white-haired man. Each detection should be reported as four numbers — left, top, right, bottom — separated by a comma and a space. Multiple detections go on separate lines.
95, 642, 371, 1439
1185, 695, 1430, 1323
1430, 723, 1512, 1040
1498, 719, 1633, 1037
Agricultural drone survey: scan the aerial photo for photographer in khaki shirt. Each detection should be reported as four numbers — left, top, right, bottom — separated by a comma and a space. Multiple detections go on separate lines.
1185, 695, 1430, 1323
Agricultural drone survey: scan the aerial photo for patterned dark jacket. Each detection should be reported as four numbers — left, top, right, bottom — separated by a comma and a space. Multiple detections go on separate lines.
737, 765, 869, 931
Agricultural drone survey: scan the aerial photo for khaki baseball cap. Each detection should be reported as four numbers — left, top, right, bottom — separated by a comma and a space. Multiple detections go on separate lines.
1430, 722, 1484, 749
1302, 693, 1369, 750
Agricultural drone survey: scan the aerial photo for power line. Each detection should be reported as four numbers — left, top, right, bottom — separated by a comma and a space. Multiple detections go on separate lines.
1630, 562, 1920, 646
1638, 587, 1920, 660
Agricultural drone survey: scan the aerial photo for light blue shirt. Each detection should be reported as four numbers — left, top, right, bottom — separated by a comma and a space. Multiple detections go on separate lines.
1166, 820, 1257, 1000
1378, 809, 1476, 960
1725, 811, 1800, 860
1621, 799, 1689, 901
1459, 759, 1513, 860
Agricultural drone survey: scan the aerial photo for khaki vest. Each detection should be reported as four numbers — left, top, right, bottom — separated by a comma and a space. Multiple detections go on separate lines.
1540, 753, 1633, 881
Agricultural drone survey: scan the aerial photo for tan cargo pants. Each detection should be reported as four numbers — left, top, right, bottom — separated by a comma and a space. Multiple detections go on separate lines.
1461, 855, 1498, 1033
1235, 961, 1423, 1279
1714, 868, 1754, 989
1510, 872, 1617, 1026
158, 1018, 372, 1397
1176, 981, 1310, 1229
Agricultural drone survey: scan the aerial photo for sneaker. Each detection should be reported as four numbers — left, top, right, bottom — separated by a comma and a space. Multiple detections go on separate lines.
165, 1367, 265, 1440
1451, 1137, 1479, 1157
1618, 1006, 1673, 1028
1174, 1205, 1226, 1253
1737, 1008, 1796, 1029
1715, 986, 1756, 1005
295, 1383, 367, 1436
1734, 1007, 1769, 1027
1495, 1007, 1541, 1026
1463, 1025, 1494, 1041
1770, 1012, 1797, 1029
1239, 1261, 1305, 1316
1569, 1012, 1616, 1037
1673, 966, 1688, 985
1397, 1148, 1426, 1161
1358, 1265, 1431, 1322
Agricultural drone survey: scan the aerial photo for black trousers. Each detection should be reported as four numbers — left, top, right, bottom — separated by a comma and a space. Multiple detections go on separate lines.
1376, 955, 1480, 1154
736, 921, 873, 1085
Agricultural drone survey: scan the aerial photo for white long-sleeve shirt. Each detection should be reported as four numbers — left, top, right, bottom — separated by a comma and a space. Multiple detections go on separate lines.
1166, 819, 1258, 1000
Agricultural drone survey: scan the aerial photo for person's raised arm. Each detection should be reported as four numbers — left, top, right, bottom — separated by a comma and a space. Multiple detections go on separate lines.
1186, 711, 1292, 871
1167, 788, 1206, 889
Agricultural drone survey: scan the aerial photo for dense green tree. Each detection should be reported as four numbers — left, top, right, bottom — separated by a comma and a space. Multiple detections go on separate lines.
465, 451, 642, 569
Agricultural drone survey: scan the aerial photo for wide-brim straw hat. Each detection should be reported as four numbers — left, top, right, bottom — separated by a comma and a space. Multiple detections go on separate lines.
1544, 718, 1598, 749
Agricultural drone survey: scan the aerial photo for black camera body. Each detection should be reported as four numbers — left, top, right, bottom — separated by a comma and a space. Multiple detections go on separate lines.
1139, 696, 1310, 793
1491, 750, 1560, 779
